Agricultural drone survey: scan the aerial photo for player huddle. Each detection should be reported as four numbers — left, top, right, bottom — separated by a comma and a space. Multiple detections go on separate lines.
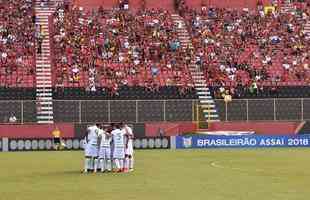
83, 122, 134, 173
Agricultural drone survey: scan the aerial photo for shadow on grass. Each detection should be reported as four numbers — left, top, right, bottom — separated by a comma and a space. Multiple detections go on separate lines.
38, 170, 133, 178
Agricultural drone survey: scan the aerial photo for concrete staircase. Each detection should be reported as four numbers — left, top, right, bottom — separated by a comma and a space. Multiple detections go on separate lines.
171, 14, 219, 122
35, 1, 57, 123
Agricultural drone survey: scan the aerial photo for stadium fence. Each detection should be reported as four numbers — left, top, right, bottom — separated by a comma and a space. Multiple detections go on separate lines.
0, 98, 309, 124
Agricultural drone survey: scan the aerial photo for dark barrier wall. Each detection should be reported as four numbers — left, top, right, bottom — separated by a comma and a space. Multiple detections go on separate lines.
53, 100, 195, 123
214, 99, 308, 122
0, 123, 75, 138
0, 99, 309, 124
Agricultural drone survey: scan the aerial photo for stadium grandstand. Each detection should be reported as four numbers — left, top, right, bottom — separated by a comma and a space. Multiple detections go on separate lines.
1, 1, 310, 199
0, 0, 309, 132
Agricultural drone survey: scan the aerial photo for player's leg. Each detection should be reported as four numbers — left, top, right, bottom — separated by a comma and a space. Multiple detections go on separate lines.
126, 146, 134, 171
84, 156, 92, 173
84, 144, 92, 173
60, 140, 67, 150
119, 147, 125, 172
114, 158, 120, 171
89, 145, 98, 172
105, 147, 112, 172
98, 147, 104, 172
129, 146, 134, 171
129, 155, 134, 171
124, 154, 130, 172
93, 156, 99, 173
113, 147, 123, 172
53, 138, 60, 150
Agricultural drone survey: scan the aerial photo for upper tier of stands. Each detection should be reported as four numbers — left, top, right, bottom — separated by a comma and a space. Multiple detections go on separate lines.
51, 5, 194, 95
0, 0, 309, 100
185, 5, 309, 88
0, 0, 36, 88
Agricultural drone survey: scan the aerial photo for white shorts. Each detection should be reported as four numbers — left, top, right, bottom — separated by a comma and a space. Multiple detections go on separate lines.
99, 146, 111, 159
113, 147, 125, 159
125, 143, 133, 156
85, 144, 99, 157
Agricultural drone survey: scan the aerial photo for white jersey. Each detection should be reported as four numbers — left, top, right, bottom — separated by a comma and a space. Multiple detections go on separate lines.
100, 130, 111, 147
86, 125, 100, 145
112, 128, 125, 148
123, 126, 134, 146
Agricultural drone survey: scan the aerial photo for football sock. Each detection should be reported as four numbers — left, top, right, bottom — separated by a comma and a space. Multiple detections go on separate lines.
84, 158, 89, 172
119, 159, 124, 169
106, 159, 112, 171
115, 159, 120, 169
94, 158, 98, 172
125, 158, 129, 170
89, 158, 94, 170
130, 157, 134, 169
100, 159, 105, 172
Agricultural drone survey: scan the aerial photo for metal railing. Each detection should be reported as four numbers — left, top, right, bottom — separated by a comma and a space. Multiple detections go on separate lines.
0, 98, 309, 124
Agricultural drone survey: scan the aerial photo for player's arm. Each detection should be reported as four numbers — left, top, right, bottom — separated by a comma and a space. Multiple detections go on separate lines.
84, 129, 89, 144
124, 132, 129, 148
97, 132, 102, 146
105, 131, 111, 138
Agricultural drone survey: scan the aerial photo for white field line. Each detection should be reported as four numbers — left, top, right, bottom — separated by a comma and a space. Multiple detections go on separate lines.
210, 161, 266, 173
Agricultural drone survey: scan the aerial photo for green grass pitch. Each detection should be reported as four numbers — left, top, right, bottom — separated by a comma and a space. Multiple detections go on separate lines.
1, 149, 310, 200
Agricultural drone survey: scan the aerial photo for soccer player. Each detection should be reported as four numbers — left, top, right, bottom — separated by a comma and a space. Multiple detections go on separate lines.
83, 124, 100, 173
123, 123, 134, 172
111, 123, 125, 173
98, 125, 112, 173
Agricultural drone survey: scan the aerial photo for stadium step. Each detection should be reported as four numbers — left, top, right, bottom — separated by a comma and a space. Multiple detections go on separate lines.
204, 114, 219, 118
201, 104, 215, 108
37, 101, 53, 105
37, 121, 54, 124
37, 93, 52, 97
200, 99, 215, 103
36, 88, 52, 92
39, 106, 53, 111
171, 13, 220, 123
196, 87, 209, 91
203, 109, 217, 113
37, 115, 54, 120
35, 1, 55, 124
199, 96, 212, 99
197, 91, 211, 95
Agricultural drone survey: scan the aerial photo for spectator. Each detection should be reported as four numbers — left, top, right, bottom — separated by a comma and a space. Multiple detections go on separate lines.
9, 113, 17, 123
51, 6, 193, 92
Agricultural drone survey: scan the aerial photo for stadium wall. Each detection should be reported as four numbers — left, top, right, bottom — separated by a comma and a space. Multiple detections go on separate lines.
208, 122, 302, 135
0, 121, 305, 141
0, 123, 75, 138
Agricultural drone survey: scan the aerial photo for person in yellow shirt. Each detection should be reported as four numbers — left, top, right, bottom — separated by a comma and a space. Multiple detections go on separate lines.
52, 126, 63, 150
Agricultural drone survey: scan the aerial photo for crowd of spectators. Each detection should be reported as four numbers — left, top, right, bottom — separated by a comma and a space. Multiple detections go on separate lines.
184, 1, 309, 98
51, 4, 194, 95
0, 0, 36, 88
